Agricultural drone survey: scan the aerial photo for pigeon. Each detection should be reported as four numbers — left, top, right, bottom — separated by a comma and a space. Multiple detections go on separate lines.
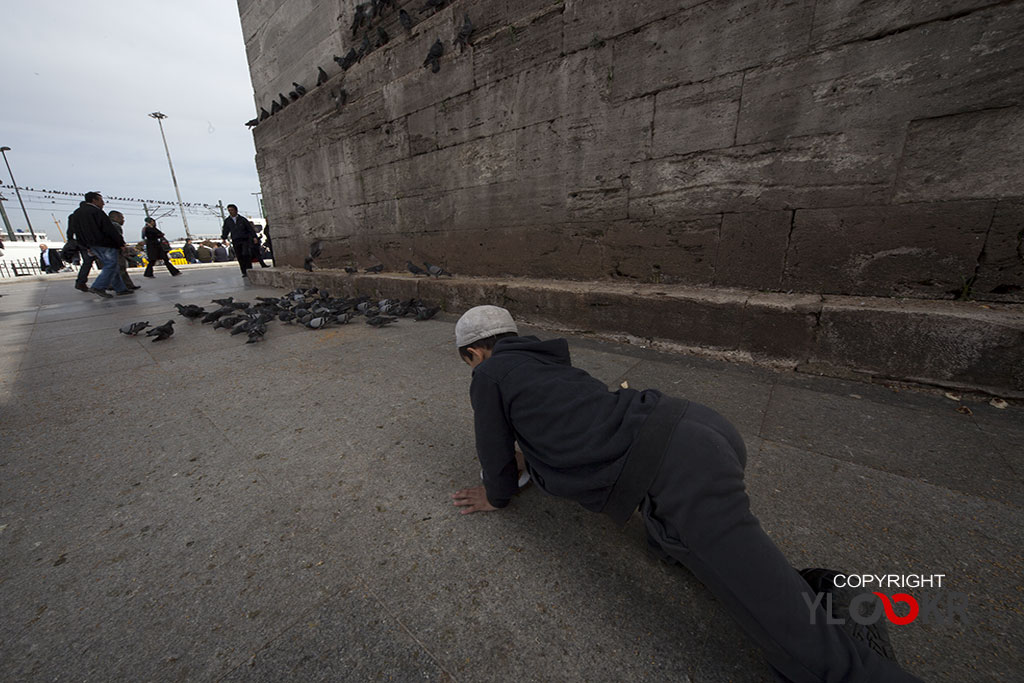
424, 262, 452, 277
145, 320, 175, 341
214, 315, 244, 330
366, 315, 398, 327
119, 321, 149, 336
245, 118, 259, 128
230, 301, 251, 310
414, 305, 441, 321
175, 303, 206, 319
271, 100, 282, 114
344, 266, 357, 274
211, 297, 234, 306
317, 66, 329, 85
335, 48, 359, 70
305, 316, 327, 329
278, 93, 290, 108
259, 107, 271, 121
351, 3, 368, 36
278, 310, 297, 323
454, 13, 474, 52
292, 82, 307, 96
399, 9, 413, 32
407, 260, 427, 276
365, 263, 384, 273
423, 39, 443, 73
377, 26, 389, 46
201, 307, 233, 324
230, 319, 253, 335
304, 240, 322, 271
358, 34, 372, 59
246, 322, 267, 343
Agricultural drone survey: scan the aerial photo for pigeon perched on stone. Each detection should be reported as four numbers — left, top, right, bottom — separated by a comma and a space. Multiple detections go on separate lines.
145, 320, 175, 341
202, 307, 233, 324
377, 26, 389, 46
119, 321, 149, 336
271, 100, 282, 114
424, 262, 452, 277
214, 315, 244, 330
335, 48, 359, 71
344, 266, 357, 274
293, 82, 307, 96
415, 305, 441, 321
317, 66, 329, 86
358, 34, 372, 59
246, 322, 267, 343
351, 3, 368, 36
454, 13, 474, 52
278, 93, 290, 108
407, 261, 427, 276
245, 118, 259, 128
366, 315, 398, 327
211, 297, 234, 306
365, 263, 384, 273
230, 319, 253, 335
278, 311, 296, 323
306, 316, 327, 329
175, 303, 206, 319
305, 240, 323, 271
259, 107, 271, 121
423, 39, 443, 73
399, 9, 413, 32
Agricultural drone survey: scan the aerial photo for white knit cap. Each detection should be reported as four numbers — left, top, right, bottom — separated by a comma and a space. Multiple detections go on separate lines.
455, 305, 518, 347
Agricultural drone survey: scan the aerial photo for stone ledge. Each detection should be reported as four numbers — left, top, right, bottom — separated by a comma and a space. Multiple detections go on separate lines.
249, 267, 1024, 397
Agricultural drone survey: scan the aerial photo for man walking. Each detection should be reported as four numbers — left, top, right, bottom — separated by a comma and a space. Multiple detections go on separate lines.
66, 201, 98, 292
67, 192, 131, 298
221, 204, 257, 277
108, 211, 140, 290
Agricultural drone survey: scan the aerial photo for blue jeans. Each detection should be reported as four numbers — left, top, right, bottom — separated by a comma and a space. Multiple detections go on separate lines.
89, 246, 127, 292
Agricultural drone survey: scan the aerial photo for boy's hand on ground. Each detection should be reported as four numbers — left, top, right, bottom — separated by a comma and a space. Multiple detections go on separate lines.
451, 486, 497, 514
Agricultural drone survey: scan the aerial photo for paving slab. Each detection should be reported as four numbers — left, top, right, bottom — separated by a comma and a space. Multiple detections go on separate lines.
1, 265, 1021, 682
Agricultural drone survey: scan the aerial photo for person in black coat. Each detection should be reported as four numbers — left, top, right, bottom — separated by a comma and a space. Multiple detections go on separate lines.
182, 238, 198, 264
39, 244, 65, 273
221, 204, 258, 277
67, 192, 131, 296
142, 217, 181, 278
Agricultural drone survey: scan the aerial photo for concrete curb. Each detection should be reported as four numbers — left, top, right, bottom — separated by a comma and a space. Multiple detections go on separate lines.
248, 268, 1024, 398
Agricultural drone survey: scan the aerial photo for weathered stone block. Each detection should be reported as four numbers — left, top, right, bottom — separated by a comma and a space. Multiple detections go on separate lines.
974, 199, 1024, 302
894, 106, 1024, 202
434, 76, 518, 149
717, 211, 792, 290
472, 4, 564, 86
814, 297, 1024, 393
611, 0, 813, 101
629, 128, 903, 218
406, 106, 438, 155
603, 216, 721, 285
783, 202, 996, 298
342, 120, 411, 172
736, 3, 1024, 144
810, 0, 997, 48
562, 0, 689, 54
652, 74, 743, 157
382, 53, 474, 120
512, 46, 612, 131
562, 95, 653, 187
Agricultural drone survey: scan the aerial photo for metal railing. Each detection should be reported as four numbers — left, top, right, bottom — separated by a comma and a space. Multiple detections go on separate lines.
0, 258, 42, 278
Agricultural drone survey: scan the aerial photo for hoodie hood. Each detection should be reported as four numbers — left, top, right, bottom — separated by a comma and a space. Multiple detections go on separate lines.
492, 335, 570, 366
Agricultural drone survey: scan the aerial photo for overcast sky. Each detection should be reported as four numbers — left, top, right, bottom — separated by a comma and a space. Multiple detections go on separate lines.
0, 0, 263, 240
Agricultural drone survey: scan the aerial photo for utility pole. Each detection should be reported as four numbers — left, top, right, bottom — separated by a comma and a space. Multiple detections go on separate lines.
0, 146, 37, 240
0, 193, 15, 241
143, 202, 151, 219
217, 199, 226, 221
148, 112, 192, 239
251, 191, 265, 219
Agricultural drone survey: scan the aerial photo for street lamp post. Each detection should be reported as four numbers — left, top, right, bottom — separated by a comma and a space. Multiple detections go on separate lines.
251, 191, 265, 219
0, 146, 37, 241
148, 112, 192, 239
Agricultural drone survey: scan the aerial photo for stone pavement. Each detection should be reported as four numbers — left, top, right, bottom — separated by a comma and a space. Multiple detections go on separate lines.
1, 265, 1021, 682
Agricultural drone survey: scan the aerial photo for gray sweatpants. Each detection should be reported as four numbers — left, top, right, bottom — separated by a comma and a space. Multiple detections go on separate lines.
640, 401, 923, 683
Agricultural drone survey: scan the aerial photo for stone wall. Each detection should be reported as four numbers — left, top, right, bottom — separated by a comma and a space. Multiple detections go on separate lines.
239, 0, 1024, 302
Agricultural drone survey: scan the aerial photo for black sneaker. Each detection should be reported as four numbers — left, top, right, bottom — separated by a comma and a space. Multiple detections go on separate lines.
116, 289, 135, 296
799, 568, 899, 664
89, 288, 113, 298
75, 282, 90, 292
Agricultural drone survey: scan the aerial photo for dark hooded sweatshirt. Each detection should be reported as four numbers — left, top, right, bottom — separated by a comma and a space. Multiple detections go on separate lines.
471, 336, 660, 510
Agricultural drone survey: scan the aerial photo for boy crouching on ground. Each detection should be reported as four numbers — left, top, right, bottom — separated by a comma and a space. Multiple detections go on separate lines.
450, 305, 922, 683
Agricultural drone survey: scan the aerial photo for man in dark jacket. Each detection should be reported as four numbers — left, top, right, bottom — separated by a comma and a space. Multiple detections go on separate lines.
66, 192, 131, 298
450, 306, 923, 683
39, 244, 64, 273
221, 204, 257, 277
182, 238, 198, 264
66, 201, 98, 292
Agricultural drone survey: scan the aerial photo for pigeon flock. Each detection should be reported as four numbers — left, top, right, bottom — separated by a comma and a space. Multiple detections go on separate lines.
246, 0, 474, 128
119, 288, 441, 345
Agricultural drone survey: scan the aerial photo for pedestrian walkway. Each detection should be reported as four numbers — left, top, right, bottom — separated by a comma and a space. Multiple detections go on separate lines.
0, 266, 1020, 681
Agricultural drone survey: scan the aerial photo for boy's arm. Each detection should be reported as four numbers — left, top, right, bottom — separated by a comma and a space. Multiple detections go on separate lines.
468, 372, 519, 509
